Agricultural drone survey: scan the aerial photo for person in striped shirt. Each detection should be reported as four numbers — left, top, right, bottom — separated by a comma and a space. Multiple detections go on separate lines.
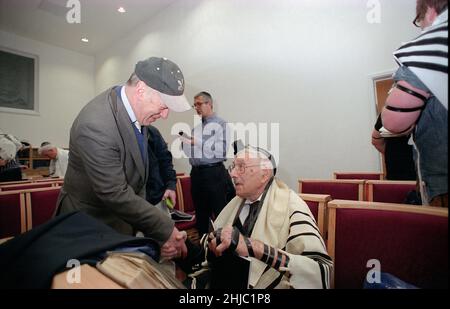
380, 0, 448, 207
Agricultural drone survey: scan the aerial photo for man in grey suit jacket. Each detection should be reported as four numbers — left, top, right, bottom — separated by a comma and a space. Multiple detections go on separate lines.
56, 57, 191, 260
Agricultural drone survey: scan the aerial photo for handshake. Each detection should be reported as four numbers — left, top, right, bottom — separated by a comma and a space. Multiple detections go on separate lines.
160, 227, 188, 260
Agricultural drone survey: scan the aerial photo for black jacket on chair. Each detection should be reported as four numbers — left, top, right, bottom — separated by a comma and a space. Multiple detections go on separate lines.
0, 211, 159, 288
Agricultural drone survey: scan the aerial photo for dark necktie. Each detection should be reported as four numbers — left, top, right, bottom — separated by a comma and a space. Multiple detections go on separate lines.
242, 200, 260, 236
132, 122, 146, 164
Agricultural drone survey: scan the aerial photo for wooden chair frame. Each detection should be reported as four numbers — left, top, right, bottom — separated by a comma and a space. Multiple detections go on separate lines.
24, 186, 61, 231
333, 171, 384, 180
298, 193, 331, 238
0, 189, 27, 234
298, 179, 365, 201
365, 180, 417, 202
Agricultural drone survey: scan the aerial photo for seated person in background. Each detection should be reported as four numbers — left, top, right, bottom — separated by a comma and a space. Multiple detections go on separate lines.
38, 142, 69, 178
181, 145, 332, 289
0, 131, 23, 182
146, 125, 177, 216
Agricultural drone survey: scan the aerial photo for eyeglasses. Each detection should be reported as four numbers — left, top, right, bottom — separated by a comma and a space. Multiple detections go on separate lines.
192, 101, 208, 108
228, 162, 261, 174
413, 14, 421, 27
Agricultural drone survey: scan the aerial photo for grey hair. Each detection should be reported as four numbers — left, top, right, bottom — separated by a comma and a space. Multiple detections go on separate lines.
194, 91, 213, 105
38, 144, 56, 156
126, 72, 141, 86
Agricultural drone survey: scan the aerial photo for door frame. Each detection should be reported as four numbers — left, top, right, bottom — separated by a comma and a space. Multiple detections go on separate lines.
368, 70, 395, 178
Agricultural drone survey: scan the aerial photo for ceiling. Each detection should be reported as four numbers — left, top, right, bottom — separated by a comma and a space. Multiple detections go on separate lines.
0, 0, 176, 55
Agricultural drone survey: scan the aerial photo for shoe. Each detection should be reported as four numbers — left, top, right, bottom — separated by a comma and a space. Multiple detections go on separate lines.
171, 209, 195, 222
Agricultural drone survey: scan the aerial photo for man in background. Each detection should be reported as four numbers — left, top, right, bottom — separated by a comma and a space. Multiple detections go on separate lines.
182, 91, 235, 235
38, 142, 69, 178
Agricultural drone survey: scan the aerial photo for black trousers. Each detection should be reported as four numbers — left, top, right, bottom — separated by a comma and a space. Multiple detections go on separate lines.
0, 166, 22, 182
190, 164, 235, 235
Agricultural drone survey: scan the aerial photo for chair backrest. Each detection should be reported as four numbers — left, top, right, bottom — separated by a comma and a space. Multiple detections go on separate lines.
0, 179, 33, 187
177, 176, 195, 213
366, 180, 417, 203
298, 193, 331, 237
334, 172, 383, 180
0, 182, 56, 192
299, 179, 365, 201
34, 177, 64, 183
0, 190, 26, 238
327, 200, 448, 289
25, 187, 61, 230
173, 178, 183, 211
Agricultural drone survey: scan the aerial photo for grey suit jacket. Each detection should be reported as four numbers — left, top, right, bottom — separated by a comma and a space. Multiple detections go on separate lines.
56, 87, 174, 245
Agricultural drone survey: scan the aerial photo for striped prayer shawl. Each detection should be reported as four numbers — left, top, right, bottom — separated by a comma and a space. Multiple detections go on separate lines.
214, 178, 332, 289
393, 9, 448, 109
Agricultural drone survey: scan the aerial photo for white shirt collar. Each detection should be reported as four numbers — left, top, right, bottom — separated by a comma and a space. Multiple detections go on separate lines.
433, 9, 448, 26
120, 86, 141, 132
244, 193, 264, 205
240, 193, 264, 225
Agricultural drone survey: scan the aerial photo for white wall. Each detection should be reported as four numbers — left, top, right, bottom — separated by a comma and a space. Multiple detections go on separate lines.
0, 30, 95, 148
95, 0, 420, 189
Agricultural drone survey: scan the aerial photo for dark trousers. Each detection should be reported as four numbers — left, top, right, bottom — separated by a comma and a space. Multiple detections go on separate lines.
191, 164, 235, 235
0, 166, 22, 182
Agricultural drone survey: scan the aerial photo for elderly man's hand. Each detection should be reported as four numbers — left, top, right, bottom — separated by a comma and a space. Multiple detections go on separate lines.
161, 227, 187, 260
208, 225, 247, 257
162, 189, 177, 208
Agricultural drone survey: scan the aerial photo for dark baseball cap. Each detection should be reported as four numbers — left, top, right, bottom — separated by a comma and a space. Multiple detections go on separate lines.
134, 57, 191, 112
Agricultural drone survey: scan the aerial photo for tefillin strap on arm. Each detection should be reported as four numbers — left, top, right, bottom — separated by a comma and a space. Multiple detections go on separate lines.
226, 226, 240, 253
385, 83, 428, 113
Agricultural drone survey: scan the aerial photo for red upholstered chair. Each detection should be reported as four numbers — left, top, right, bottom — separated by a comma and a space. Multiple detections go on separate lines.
334, 172, 383, 180
175, 176, 200, 244
173, 179, 183, 212
178, 176, 195, 214
298, 193, 331, 237
0, 190, 26, 238
0, 182, 56, 192
25, 187, 61, 230
298, 179, 365, 201
366, 180, 417, 203
174, 176, 197, 232
327, 200, 448, 289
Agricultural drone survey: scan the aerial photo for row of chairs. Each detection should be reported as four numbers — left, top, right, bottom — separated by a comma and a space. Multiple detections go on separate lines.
0, 178, 64, 192
299, 179, 417, 203
299, 175, 448, 288
0, 187, 61, 238
327, 200, 448, 289
0, 174, 195, 240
